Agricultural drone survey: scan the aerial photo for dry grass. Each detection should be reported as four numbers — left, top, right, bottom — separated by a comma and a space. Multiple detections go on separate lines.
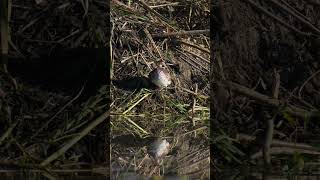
0, 0, 109, 178
110, 0, 210, 178
0, 0, 210, 179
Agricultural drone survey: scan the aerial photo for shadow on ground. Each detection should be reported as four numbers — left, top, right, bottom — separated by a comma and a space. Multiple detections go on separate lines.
112, 77, 157, 91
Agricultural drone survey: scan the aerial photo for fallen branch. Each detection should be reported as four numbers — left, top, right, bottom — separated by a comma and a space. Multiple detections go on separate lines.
0, 161, 57, 179
263, 69, 280, 167
242, 0, 313, 36
152, 29, 210, 38
279, 0, 311, 22
223, 81, 318, 119
251, 147, 320, 159
40, 109, 110, 166
268, 0, 320, 35
149, 2, 180, 8
177, 39, 210, 54
237, 133, 320, 152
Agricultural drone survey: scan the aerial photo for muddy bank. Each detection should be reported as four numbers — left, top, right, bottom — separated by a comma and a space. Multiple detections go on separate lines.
212, 0, 320, 177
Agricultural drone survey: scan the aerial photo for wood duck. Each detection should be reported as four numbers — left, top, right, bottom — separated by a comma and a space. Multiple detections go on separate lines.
6, 47, 110, 100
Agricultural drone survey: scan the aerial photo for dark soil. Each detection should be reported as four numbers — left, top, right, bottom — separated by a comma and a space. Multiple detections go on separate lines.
212, 0, 320, 178
0, 0, 109, 178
